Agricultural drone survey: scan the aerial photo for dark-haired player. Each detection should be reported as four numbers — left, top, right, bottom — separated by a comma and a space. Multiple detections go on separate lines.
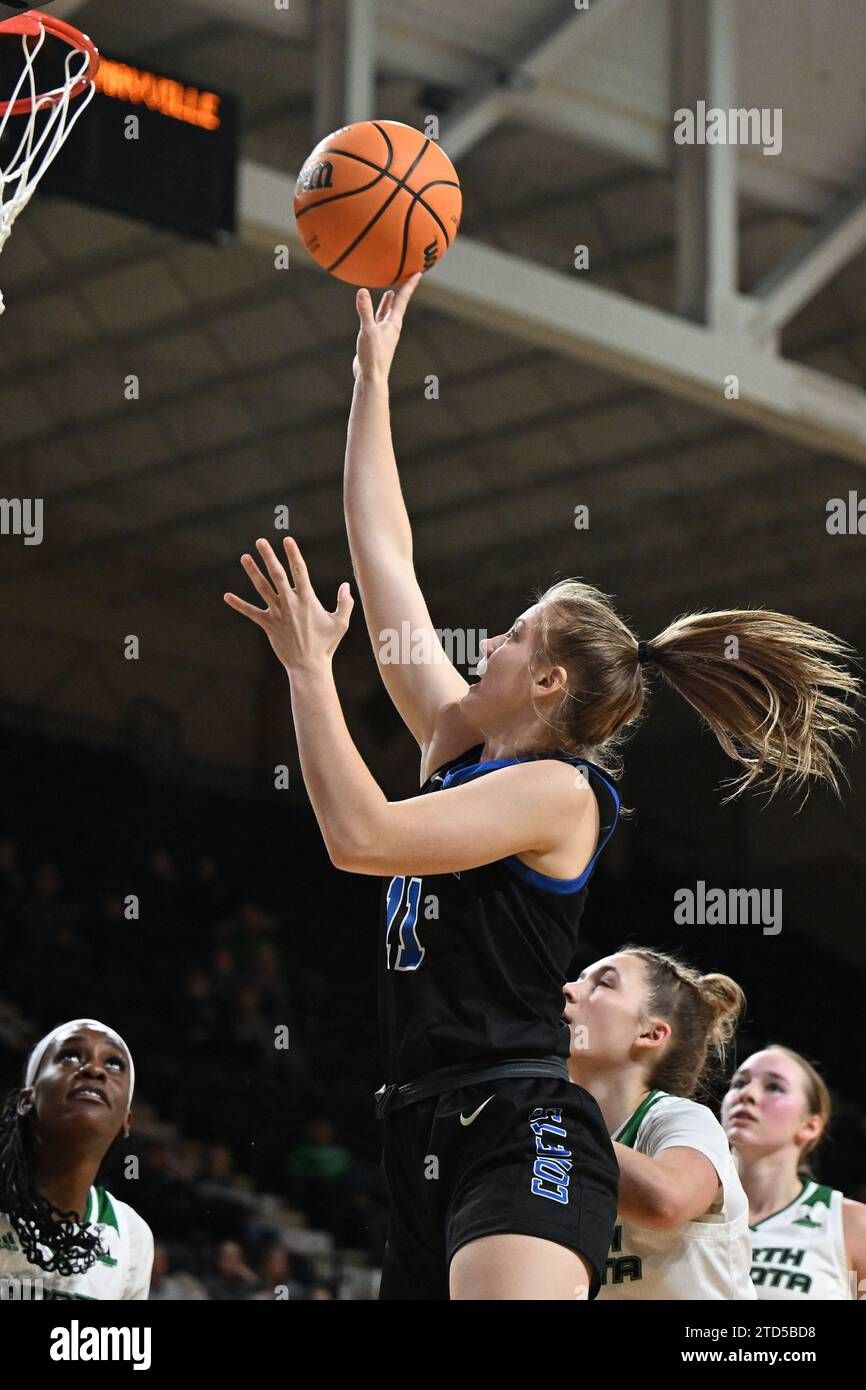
0, 1019, 153, 1298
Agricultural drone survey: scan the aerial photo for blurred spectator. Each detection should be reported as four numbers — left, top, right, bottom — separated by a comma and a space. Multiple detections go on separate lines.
203, 1144, 237, 1184
133, 1140, 217, 1246
194, 1144, 257, 1238
0, 998, 34, 1064
246, 942, 288, 1021
232, 984, 273, 1064
249, 1242, 308, 1300
149, 1242, 209, 1300
190, 854, 229, 925
0, 837, 25, 920
286, 1119, 351, 1182
285, 1118, 353, 1240
210, 944, 239, 1013
20, 861, 79, 950
185, 967, 222, 1055
143, 847, 185, 944
205, 1240, 263, 1300
217, 900, 279, 973
18, 862, 87, 1016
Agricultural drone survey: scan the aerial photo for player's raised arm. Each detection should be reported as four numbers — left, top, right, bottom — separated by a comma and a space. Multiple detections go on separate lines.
344, 273, 470, 751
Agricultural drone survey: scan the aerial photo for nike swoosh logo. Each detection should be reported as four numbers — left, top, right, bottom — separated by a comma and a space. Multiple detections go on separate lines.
459, 1096, 494, 1126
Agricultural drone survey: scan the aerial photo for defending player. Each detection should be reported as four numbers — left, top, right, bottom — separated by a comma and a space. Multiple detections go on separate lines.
0, 1019, 153, 1299
563, 948, 756, 1299
722, 1045, 866, 1299
224, 274, 861, 1300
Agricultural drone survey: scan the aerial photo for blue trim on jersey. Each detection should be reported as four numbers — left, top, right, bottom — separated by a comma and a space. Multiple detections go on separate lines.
439, 752, 620, 893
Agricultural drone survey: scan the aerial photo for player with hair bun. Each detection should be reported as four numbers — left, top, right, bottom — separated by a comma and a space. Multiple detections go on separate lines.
563, 947, 757, 1299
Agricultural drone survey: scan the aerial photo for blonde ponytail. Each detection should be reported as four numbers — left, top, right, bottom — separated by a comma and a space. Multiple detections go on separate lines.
531, 583, 862, 804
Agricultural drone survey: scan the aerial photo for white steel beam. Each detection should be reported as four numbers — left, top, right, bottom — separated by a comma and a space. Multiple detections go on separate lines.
672, 0, 710, 322
705, 0, 739, 329
506, 84, 668, 170
672, 0, 739, 329
314, 0, 376, 134
437, 88, 511, 163
441, 0, 637, 160
752, 175, 866, 333
239, 159, 866, 466
345, 0, 376, 124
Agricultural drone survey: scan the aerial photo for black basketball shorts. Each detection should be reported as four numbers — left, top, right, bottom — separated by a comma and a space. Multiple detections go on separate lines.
378, 1075, 618, 1300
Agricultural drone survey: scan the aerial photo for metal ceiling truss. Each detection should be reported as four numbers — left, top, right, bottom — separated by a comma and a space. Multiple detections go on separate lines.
225, 0, 866, 465
25, 4, 866, 467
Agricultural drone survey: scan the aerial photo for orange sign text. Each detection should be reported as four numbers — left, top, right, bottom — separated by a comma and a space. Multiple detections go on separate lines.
94, 60, 221, 131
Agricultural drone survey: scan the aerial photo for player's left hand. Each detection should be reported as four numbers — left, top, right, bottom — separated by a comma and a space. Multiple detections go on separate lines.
224, 536, 353, 673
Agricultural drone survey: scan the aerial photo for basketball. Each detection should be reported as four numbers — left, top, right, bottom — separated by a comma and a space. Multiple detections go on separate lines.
293, 119, 461, 287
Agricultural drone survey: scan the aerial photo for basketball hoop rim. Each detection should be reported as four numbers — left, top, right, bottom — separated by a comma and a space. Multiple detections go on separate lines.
0, 8, 100, 117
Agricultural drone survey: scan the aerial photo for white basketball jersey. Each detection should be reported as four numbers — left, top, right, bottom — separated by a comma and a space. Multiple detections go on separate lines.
750, 1180, 853, 1299
598, 1089, 757, 1300
0, 1185, 153, 1300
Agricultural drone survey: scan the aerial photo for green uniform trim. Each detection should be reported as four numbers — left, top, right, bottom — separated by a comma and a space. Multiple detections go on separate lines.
83, 1186, 119, 1234
613, 1089, 668, 1148
749, 1179, 810, 1231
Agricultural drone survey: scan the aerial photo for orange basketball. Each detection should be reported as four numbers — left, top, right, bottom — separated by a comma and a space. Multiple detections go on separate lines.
293, 120, 461, 287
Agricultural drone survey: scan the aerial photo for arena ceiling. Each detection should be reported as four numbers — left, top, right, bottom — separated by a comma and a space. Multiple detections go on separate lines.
1, 0, 865, 834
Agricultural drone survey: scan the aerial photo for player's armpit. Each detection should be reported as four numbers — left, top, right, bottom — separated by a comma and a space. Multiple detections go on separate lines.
332, 758, 594, 876
613, 1142, 722, 1231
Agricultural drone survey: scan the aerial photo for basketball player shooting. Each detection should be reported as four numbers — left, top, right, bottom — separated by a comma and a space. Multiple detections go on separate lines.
225, 274, 861, 1301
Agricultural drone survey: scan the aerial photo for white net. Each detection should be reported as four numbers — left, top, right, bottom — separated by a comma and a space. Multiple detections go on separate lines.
0, 18, 96, 314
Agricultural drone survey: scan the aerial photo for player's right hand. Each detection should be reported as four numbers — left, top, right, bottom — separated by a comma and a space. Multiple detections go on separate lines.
353, 270, 422, 382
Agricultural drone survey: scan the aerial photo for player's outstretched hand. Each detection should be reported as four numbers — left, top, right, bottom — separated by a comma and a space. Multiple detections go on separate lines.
353, 270, 422, 382
224, 536, 353, 674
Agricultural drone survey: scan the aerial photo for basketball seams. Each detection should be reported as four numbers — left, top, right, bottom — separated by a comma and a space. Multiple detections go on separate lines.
294, 122, 395, 221
410, 181, 458, 248
326, 173, 407, 274
394, 194, 446, 283
325, 132, 432, 276
298, 154, 460, 246
297, 125, 459, 248
294, 166, 390, 220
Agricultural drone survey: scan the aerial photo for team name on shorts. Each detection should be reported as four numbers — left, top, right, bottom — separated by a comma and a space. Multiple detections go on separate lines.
528, 1107, 572, 1204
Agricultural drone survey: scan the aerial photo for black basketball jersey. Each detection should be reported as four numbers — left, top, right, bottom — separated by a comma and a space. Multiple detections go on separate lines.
378, 743, 620, 1085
